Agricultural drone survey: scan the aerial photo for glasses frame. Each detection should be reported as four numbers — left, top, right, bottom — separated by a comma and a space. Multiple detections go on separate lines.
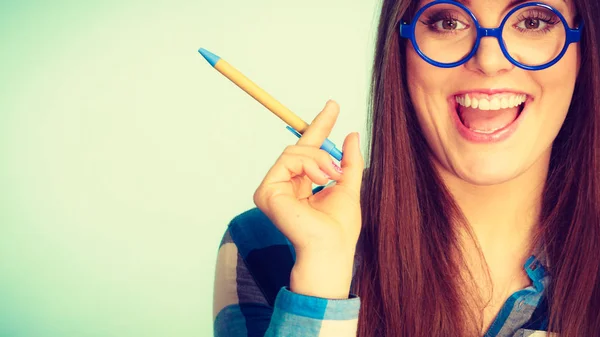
399, 0, 584, 71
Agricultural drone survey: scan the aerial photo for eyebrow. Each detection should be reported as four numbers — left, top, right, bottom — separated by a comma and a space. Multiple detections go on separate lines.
454, 0, 566, 7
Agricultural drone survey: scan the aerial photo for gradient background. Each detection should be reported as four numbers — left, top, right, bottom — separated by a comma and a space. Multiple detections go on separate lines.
0, 0, 379, 335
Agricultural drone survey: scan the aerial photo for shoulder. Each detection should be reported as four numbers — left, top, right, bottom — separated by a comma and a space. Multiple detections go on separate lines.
224, 182, 358, 305
226, 183, 335, 261
224, 206, 296, 307
227, 207, 295, 262
223, 184, 335, 305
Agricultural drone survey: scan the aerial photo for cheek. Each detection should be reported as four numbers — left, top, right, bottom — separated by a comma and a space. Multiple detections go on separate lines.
405, 46, 448, 96
406, 46, 452, 121
405, 46, 456, 144
537, 44, 579, 82
534, 45, 579, 122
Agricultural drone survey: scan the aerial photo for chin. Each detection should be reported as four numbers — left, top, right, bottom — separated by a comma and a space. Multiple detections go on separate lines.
451, 161, 523, 186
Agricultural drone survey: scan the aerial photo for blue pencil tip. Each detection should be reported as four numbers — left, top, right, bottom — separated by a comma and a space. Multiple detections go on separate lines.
198, 48, 220, 67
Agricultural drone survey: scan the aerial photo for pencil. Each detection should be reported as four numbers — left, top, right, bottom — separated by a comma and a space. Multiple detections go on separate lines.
198, 48, 343, 161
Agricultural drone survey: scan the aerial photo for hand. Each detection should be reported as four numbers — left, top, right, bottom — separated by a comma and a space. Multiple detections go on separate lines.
253, 100, 364, 299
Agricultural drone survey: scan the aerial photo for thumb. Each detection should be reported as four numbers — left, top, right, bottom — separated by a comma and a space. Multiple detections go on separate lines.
335, 132, 364, 194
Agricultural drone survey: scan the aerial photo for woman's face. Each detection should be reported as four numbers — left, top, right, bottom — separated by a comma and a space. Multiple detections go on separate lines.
406, 0, 580, 185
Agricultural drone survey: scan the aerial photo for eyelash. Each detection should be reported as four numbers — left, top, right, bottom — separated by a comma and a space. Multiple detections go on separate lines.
422, 12, 460, 26
514, 10, 561, 33
420, 12, 465, 33
418, 9, 560, 35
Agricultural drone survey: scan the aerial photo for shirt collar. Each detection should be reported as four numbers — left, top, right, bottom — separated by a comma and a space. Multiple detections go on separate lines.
524, 254, 548, 291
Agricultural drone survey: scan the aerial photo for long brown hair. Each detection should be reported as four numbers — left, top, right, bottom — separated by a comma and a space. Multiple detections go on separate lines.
353, 0, 600, 335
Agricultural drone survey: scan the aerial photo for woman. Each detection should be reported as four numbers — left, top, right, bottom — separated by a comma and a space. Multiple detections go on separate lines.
213, 0, 600, 335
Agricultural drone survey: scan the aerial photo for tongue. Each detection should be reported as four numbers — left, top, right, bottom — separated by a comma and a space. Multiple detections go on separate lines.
459, 106, 520, 132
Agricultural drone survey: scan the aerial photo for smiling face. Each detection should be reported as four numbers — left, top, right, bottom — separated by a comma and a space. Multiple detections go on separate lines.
405, 0, 581, 186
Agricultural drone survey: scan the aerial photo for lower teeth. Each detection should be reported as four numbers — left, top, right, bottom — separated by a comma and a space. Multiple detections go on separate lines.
458, 104, 524, 133
469, 127, 502, 134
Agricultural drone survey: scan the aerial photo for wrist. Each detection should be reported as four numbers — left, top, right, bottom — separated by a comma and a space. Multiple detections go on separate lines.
290, 252, 355, 299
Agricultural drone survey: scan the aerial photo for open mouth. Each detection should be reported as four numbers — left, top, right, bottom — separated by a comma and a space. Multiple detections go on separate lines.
451, 93, 530, 142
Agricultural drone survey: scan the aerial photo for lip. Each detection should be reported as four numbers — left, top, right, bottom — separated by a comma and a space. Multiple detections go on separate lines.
452, 88, 530, 97
448, 94, 530, 143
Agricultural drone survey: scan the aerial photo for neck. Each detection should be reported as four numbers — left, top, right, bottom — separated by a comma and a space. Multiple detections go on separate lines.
437, 149, 551, 267
434, 150, 551, 333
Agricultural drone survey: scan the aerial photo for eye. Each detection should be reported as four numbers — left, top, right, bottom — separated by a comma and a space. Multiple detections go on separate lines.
512, 9, 561, 34
516, 18, 548, 30
433, 18, 468, 31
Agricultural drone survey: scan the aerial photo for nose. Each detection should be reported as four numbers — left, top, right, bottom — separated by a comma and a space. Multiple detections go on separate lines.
465, 36, 515, 76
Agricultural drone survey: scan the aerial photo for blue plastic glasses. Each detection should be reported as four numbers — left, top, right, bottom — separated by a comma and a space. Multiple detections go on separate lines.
399, 0, 584, 70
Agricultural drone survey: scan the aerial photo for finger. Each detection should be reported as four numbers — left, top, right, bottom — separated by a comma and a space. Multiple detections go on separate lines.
335, 132, 364, 194
255, 154, 332, 208
269, 153, 335, 185
296, 100, 340, 148
283, 146, 343, 180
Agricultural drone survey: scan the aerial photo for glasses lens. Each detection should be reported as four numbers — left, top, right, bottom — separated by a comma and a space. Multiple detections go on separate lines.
502, 5, 566, 67
414, 3, 476, 64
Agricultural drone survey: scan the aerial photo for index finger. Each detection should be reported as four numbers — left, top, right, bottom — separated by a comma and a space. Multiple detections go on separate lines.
296, 100, 340, 148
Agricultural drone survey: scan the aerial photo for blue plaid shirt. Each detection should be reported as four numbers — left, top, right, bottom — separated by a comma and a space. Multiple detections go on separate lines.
213, 187, 552, 337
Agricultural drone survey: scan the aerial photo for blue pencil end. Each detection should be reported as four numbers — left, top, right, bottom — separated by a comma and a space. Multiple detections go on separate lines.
286, 126, 343, 161
198, 48, 221, 67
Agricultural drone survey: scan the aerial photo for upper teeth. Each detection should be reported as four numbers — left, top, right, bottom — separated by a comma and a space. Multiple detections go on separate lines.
456, 94, 527, 111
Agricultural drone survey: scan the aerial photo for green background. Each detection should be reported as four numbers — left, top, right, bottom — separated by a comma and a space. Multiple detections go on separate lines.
0, 0, 378, 335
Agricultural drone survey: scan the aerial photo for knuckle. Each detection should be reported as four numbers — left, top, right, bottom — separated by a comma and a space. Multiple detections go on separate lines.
279, 151, 301, 165
278, 152, 289, 162
253, 187, 265, 208
262, 188, 283, 208
283, 145, 295, 154
316, 150, 332, 164
254, 186, 279, 210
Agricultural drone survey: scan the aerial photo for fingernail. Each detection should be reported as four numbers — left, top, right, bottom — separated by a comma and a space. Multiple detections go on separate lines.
332, 161, 343, 174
